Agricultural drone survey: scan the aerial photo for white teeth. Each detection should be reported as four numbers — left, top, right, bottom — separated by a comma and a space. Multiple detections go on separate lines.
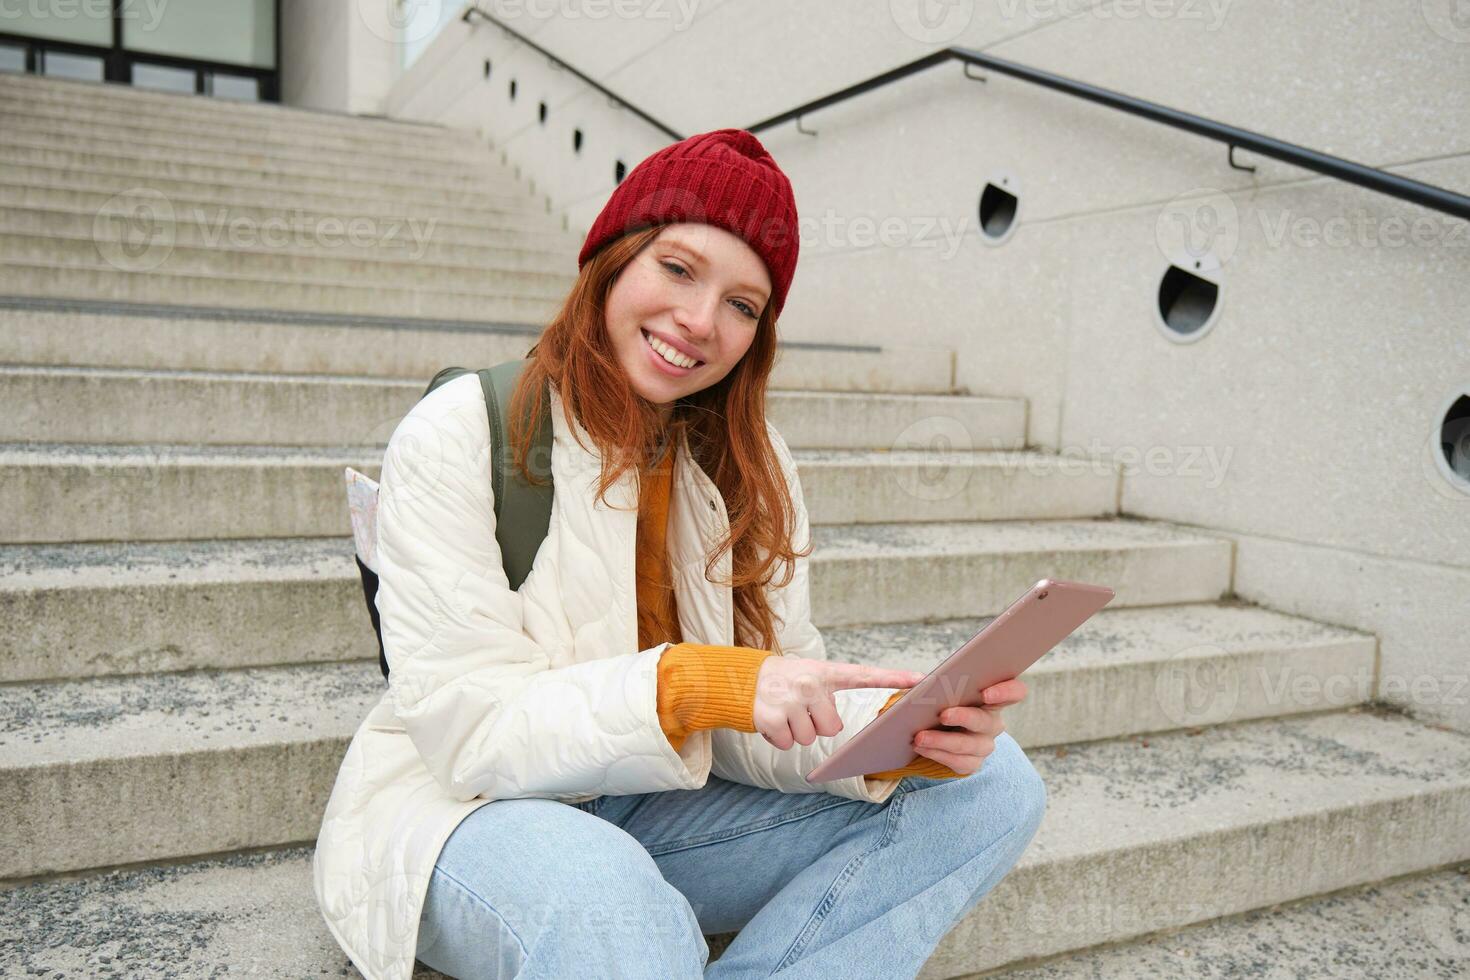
644, 331, 700, 369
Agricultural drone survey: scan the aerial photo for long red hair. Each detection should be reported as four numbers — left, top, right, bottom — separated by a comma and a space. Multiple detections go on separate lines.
506, 224, 809, 654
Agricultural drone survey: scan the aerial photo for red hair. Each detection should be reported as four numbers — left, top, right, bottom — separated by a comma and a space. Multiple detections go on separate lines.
507, 224, 809, 654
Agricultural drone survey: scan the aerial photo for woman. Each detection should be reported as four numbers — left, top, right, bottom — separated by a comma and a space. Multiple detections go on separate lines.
312, 129, 1046, 980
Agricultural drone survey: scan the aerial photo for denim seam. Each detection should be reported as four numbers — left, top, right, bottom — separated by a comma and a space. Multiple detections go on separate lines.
772, 780, 909, 971
428, 865, 531, 964
641, 796, 857, 858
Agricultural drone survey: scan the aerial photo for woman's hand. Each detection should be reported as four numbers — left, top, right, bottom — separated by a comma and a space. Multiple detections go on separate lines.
910, 678, 1028, 775
754, 656, 927, 750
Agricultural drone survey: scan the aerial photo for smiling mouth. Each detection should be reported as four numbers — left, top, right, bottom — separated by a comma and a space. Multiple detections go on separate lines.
642, 329, 705, 368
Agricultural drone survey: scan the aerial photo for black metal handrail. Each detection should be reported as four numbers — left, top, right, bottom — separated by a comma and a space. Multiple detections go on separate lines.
746, 47, 1470, 222
460, 10, 1469, 223
461, 5, 681, 141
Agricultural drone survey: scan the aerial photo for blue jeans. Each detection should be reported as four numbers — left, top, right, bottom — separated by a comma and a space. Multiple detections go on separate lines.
413, 731, 1047, 979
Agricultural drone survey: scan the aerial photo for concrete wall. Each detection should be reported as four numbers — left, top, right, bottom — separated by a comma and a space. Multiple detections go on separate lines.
279, 0, 400, 116
376, 1, 1470, 733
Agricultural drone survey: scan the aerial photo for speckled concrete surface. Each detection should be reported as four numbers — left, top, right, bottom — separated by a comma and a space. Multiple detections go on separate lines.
981, 864, 1470, 979
0, 367, 999, 449
808, 515, 1232, 627
0, 655, 384, 878
914, 706, 1470, 978
0, 845, 430, 979
0, 536, 356, 586
0, 597, 1380, 880
811, 514, 1230, 556
0, 659, 381, 765
0, 536, 366, 684
0, 299, 954, 393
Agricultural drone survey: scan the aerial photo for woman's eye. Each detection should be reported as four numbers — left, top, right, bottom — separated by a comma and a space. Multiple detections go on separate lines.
663, 260, 758, 319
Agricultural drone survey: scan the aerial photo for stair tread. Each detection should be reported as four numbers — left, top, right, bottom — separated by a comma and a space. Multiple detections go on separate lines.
1025, 707, 1470, 864
5, 709, 1468, 978
0, 601, 1370, 767
0, 255, 574, 296
0, 517, 1227, 588
812, 515, 1229, 555
991, 862, 1470, 978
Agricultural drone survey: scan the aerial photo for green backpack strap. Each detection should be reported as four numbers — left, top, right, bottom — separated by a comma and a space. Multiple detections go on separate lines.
423, 359, 554, 592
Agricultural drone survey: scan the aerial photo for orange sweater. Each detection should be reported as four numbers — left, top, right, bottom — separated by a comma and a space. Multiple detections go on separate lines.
641, 443, 960, 783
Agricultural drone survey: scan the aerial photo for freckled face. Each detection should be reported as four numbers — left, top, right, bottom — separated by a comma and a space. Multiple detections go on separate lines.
606, 223, 772, 420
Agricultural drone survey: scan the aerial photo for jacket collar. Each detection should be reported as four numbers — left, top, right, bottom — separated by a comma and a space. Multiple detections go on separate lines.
546, 382, 733, 644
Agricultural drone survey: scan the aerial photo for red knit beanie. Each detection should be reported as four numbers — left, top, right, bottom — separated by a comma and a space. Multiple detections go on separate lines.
577, 128, 800, 320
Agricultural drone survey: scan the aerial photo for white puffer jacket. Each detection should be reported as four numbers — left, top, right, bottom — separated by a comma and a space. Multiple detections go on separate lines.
312, 372, 903, 980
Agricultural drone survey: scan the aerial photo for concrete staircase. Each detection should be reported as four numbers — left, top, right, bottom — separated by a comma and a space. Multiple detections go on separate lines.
2, 72, 1468, 979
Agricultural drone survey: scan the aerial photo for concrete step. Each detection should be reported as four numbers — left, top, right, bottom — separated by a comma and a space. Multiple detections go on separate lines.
0, 602, 1370, 879
0, 227, 580, 292
0, 173, 556, 228
0, 844, 395, 979
920, 707, 1470, 977
0, 144, 540, 211
0, 518, 1229, 682
0, 299, 955, 394
0, 441, 1104, 542
0, 100, 489, 182
6, 708, 1464, 980
0, 257, 569, 320
985, 863, 1470, 978
845, 600, 1377, 750
0, 365, 1023, 449
0, 189, 583, 251
0, 73, 480, 149
0, 109, 504, 176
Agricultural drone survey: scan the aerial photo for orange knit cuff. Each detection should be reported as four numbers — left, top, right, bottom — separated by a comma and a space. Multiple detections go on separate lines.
657, 644, 777, 752
865, 688, 964, 780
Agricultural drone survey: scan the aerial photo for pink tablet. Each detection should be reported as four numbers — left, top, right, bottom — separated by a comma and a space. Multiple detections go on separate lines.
805, 578, 1115, 784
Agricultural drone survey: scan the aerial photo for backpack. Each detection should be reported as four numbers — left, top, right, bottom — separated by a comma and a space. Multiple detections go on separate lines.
345, 359, 555, 683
